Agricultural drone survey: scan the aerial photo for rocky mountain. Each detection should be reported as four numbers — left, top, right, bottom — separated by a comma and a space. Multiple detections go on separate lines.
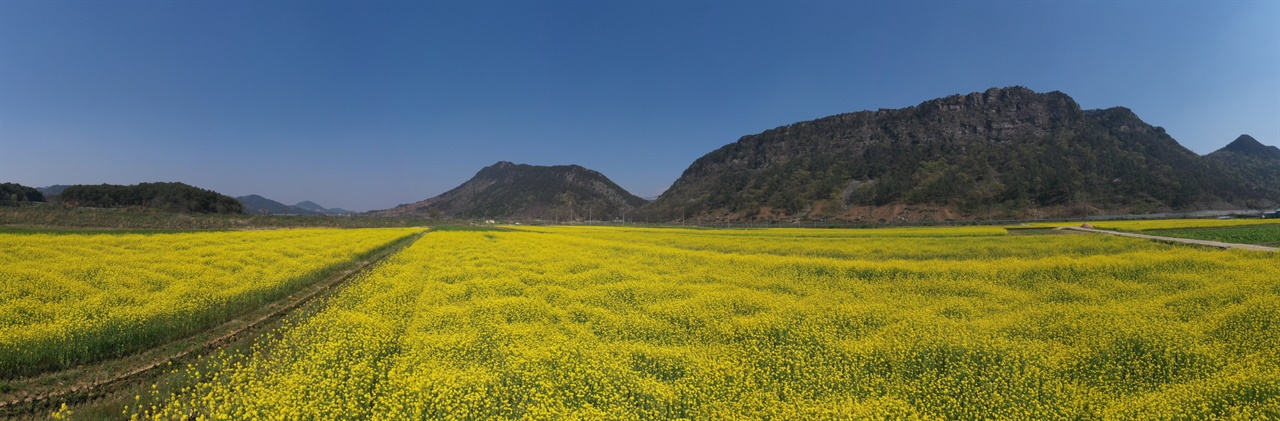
640, 87, 1278, 222
375, 161, 647, 220
237, 195, 316, 215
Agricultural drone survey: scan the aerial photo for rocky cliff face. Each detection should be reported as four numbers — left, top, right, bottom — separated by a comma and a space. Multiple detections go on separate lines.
639, 87, 1277, 222
375, 161, 647, 220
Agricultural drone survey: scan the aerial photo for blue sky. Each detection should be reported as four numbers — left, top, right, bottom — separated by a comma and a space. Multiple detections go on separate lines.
2, 1, 1277, 212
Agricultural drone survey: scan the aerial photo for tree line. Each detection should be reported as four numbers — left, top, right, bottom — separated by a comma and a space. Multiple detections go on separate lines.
58, 182, 243, 214
0, 183, 45, 204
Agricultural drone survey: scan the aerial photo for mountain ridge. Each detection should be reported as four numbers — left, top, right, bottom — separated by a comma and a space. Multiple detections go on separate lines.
237, 195, 316, 215
638, 87, 1278, 222
236, 196, 353, 215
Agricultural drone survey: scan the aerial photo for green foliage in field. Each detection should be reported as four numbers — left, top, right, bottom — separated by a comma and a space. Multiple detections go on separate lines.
1019, 218, 1280, 231
1093, 219, 1280, 232
145, 226, 1280, 420
1150, 225, 1280, 246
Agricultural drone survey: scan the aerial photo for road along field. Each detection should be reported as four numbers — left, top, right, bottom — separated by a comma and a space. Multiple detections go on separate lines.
0, 228, 422, 378
135, 225, 1280, 420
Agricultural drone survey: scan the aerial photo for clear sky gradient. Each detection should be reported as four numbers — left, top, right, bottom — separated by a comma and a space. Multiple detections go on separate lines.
2, 1, 1277, 211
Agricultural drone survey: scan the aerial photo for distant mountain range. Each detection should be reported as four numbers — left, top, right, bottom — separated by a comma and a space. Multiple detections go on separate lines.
28, 186, 354, 216
16, 87, 1280, 222
236, 195, 355, 215
370, 87, 1278, 222
36, 185, 72, 196
373, 161, 647, 220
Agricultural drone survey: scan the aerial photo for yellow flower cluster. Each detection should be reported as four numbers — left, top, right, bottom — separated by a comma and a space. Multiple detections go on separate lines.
151, 226, 1279, 419
0, 228, 420, 376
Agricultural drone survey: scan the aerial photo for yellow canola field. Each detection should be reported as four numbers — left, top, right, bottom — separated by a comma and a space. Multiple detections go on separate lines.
152, 226, 1279, 420
0, 228, 420, 377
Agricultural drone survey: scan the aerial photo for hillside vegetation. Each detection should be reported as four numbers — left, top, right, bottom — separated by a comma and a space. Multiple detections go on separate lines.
0, 183, 44, 204
59, 182, 243, 214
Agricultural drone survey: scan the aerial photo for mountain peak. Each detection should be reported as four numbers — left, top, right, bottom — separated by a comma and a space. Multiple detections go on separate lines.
1214, 134, 1280, 160
293, 201, 328, 212
1234, 134, 1259, 143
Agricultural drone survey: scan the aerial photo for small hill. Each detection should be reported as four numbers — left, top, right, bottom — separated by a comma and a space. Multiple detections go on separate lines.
1206, 135, 1280, 205
375, 161, 646, 220
237, 195, 316, 215
640, 87, 1278, 222
1, 183, 45, 203
60, 182, 243, 214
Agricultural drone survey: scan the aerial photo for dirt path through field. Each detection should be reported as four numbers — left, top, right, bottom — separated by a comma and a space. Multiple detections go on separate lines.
1060, 226, 1279, 252
0, 229, 429, 417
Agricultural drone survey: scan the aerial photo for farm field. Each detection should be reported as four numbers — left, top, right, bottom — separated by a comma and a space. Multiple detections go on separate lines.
1021, 218, 1280, 231
1016, 218, 1280, 247
1144, 225, 1280, 247
1109, 218, 1280, 231
0, 228, 422, 378
131, 225, 1280, 420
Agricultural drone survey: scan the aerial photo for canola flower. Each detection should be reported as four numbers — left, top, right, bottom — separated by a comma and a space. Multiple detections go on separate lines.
0, 227, 421, 377
148, 226, 1279, 420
